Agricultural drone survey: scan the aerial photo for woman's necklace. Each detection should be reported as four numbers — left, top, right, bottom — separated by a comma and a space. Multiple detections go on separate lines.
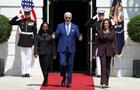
104, 29, 109, 33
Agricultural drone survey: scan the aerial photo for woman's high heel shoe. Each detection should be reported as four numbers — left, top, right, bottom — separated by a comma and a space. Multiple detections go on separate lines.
105, 85, 109, 88
101, 84, 106, 88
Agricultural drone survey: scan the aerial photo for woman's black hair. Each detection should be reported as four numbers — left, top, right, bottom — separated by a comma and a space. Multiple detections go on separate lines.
101, 19, 113, 31
38, 22, 51, 36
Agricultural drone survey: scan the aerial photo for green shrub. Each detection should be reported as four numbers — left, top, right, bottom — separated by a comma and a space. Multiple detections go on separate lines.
127, 15, 140, 42
0, 14, 12, 44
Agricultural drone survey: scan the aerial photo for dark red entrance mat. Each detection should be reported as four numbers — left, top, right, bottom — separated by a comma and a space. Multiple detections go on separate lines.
40, 73, 95, 90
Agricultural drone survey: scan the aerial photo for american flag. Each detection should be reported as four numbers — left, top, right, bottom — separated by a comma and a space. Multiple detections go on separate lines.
109, 0, 124, 55
19, 0, 37, 22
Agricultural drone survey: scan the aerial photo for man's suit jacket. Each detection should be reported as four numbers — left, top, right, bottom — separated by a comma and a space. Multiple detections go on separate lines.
55, 23, 80, 53
93, 30, 118, 57
9, 16, 37, 47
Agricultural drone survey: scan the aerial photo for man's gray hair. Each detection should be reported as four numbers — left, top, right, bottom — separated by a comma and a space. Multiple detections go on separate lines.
64, 12, 72, 17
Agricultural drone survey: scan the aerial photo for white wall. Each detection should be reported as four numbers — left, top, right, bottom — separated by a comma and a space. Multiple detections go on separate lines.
96, 0, 140, 77
0, 0, 43, 76
0, 0, 43, 6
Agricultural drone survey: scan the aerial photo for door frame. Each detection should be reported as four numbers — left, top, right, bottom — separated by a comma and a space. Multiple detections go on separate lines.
43, 0, 97, 74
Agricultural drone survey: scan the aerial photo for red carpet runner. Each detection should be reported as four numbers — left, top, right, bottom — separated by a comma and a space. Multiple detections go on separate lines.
40, 73, 95, 90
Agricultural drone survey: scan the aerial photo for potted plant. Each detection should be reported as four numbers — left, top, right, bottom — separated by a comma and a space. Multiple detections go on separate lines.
127, 15, 140, 77
127, 15, 140, 42
0, 14, 12, 76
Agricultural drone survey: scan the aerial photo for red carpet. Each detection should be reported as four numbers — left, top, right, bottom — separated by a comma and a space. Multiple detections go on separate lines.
40, 73, 95, 90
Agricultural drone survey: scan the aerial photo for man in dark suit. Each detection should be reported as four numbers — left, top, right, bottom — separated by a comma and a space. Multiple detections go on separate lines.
9, 8, 37, 77
54, 12, 82, 88
85, 10, 105, 77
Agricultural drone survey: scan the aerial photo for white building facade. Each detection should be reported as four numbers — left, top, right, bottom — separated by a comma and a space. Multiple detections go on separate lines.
0, 0, 43, 76
0, 0, 140, 76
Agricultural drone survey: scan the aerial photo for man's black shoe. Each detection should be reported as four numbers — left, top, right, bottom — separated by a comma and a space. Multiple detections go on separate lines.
42, 82, 48, 87
61, 77, 66, 87
61, 80, 65, 87
96, 75, 101, 78
66, 83, 70, 88
25, 74, 30, 77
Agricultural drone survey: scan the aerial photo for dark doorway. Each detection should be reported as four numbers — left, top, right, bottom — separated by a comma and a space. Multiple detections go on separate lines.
49, 0, 90, 73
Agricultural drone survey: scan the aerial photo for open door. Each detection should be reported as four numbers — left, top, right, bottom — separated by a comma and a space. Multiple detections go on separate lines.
47, 0, 96, 74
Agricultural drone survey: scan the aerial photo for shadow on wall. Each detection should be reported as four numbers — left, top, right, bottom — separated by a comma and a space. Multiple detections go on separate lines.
4, 27, 35, 76
0, 42, 8, 75
108, 0, 140, 77
127, 0, 140, 19
120, 0, 140, 76
123, 0, 140, 50
4, 27, 21, 76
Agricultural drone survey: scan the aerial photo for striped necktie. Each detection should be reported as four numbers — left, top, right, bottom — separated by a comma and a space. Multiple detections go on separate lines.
66, 23, 70, 36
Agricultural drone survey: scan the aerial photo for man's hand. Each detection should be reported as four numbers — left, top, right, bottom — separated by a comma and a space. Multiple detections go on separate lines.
79, 34, 83, 41
115, 54, 120, 58
17, 14, 23, 19
92, 14, 98, 20
93, 56, 96, 59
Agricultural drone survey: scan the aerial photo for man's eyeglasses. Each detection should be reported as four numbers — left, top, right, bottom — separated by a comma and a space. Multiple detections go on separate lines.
65, 17, 71, 19
98, 14, 104, 16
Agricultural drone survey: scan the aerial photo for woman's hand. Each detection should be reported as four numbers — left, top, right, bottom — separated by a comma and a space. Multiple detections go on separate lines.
53, 56, 57, 60
115, 54, 119, 57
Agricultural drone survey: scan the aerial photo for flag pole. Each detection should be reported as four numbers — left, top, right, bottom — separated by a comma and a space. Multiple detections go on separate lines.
111, 57, 116, 77
109, 0, 124, 77
89, 0, 93, 75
